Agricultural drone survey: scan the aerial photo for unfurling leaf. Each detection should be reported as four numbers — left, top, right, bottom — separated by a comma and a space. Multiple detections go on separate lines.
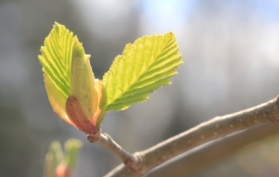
102, 32, 183, 111
38, 22, 105, 135
43, 139, 83, 177
38, 22, 183, 137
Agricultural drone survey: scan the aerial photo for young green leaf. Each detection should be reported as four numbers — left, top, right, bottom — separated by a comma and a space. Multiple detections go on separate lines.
43, 139, 83, 177
39, 22, 76, 98
38, 23, 105, 135
64, 139, 83, 169
102, 32, 183, 111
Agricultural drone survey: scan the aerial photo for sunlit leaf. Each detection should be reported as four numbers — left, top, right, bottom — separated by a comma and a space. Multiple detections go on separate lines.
39, 23, 105, 134
102, 32, 183, 111
38, 22, 77, 97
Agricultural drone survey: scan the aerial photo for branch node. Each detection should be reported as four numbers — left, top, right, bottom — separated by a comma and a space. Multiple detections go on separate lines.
124, 152, 144, 173
87, 132, 100, 143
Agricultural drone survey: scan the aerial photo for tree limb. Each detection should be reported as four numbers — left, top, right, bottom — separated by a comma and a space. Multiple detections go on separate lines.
104, 96, 279, 177
145, 123, 279, 177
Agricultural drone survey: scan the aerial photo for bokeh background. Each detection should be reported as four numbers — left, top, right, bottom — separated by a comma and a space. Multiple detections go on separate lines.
1, 0, 279, 176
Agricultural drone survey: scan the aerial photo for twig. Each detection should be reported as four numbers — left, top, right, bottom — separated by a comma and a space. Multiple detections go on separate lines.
88, 133, 143, 171
104, 96, 279, 177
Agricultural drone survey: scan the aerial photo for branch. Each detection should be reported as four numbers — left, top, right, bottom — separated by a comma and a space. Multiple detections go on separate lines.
146, 123, 279, 177
104, 96, 279, 177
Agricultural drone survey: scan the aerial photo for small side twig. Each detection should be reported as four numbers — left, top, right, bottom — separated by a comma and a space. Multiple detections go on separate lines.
88, 133, 143, 172
104, 96, 279, 177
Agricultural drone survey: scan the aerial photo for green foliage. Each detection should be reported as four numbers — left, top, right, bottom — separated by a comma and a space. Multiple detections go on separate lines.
43, 139, 83, 177
39, 22, 85, 98
102, 32, 183, 111
38, 23, 183, 134
44, 141, 63, 177
64, 139, 83, 169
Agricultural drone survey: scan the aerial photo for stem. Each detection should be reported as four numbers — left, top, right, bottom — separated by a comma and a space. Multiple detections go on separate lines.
89, 133, 143, 171
104, 96, 279, 177
97, 133, 133, 162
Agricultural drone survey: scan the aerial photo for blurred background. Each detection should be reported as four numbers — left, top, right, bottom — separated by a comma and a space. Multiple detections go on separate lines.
1, 0, 279, 176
